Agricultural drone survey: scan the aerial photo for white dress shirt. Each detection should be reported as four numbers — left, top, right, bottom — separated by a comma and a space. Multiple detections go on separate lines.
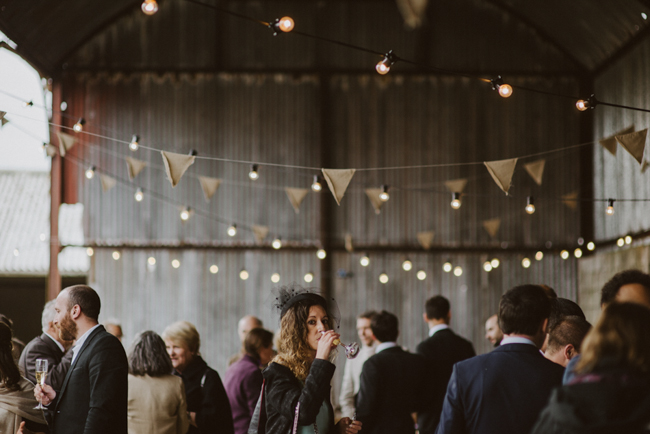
500, 336, 536, 346
428, 323, 450, 337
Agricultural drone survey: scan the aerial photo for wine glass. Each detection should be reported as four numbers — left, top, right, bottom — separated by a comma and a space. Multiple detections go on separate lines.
321, 331, 360, 359
34, 359, 48, 410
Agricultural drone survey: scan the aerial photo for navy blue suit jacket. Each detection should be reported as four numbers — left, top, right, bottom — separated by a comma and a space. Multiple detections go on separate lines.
435, 343, 564, 434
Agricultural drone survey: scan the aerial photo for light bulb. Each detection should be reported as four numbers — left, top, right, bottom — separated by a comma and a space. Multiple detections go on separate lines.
379, 185, 390, 202
360, 254, 370, 267
483, 261, 493, 272
13, 248, 19, 257
379, 273, 389, 284
576, 100, 588, 111
617, 238, 625, 247
535, 251, 544, 261
587, 241, 595, 251
522, 258, 531, 268
450, 193, 461, 210
271, 273, 281, 283
86, 247, 94, 257
643, 12, 648, 20
272, 238, 282, 250
606, 199, 615, 216
249, 164, 259, 180
402, 260, 412, 271
112, 251, 121, 260
171, 259, 180, 268
316, 249, 327, 260
278, 16, 294, 32
625, 235, 632, 244
141, 0, 158, 15
40, 233, 47, 241
85, 166, 96, 179
491, 258, 500, 268
210, 264, 219, 274
73, 118, 85, 132
525, 196, 535, 215
227, 225, 237, 237
134, 188, 144, 202
416, 270, 427, 280
498, 84, 513, 98
376, 59, 391, 75
148, 256, 156, 265
311, 175, 322, 192
180, 207, 191, 221
574, 248, 583, 258
443, 261, 453, 272
304, 272, 314, 283
560, 250, 569, 260
129, 135, 139, 151
453, 266, 463, 277
24, 100, 33, 107
240, 270, 249, 280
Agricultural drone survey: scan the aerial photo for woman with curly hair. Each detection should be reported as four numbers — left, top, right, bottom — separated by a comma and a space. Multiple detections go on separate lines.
262, 287, 362, 434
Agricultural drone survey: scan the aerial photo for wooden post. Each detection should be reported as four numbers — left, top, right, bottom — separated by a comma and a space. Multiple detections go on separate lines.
48, 81, 63, 300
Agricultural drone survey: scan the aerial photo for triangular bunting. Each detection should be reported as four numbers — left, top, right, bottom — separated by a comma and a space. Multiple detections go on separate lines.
616, 128, 647, 165
484, 158, 518, 195
345, 234, 354, 253
56, 132, 77, 157
252, 225, 269, 244
523, 159, 546, 186
99, 174, 117, 193
199, 176, 222, 202
444, 178, 468, 194
599, 125, 634, 157
365, 188, 385, 214
43, 144, 58, 157
285, 188, 309, 214
482, 218, 501, 239
322, 168, 356, 205
561, 191, 579, 211
0, 111, 7, 127
161, 151, 195, 188
642, 159, 649, 174
125, 157, 147, 180
417, 231, 435, 250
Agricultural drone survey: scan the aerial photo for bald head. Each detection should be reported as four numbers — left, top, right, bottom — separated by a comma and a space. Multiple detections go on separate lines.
238, 315, 263, 342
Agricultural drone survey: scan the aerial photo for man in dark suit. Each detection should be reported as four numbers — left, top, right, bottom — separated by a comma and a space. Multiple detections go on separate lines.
435, 284, 564, 434
356, 310, 427, 434
19, 300, 73, 389
416, 296, 475, 434
32, 285, 128, 434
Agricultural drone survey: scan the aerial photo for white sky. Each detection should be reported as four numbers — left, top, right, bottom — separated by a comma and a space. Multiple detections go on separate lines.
0, 34, 51, 172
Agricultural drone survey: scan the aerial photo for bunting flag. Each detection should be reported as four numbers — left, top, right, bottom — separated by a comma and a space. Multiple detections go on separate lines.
523, 159, 546, 186
599, 125, 634, 156
561, 191, 579, 211
482, 218, 501, 239
444, 178, 468, 194
322, 168, 355, 205
161, 151, 195, 188
365, 188, 385, 214
484, 158, 518, 195
125, 157, 147, 180
252, 225, 269, 244
615, 128, 647, 165
43, 144, 57, 157
642, 159, 649, 174
345, 234, 354, 252
198, 176, 222, 202
99, 174, 117, 193
0, 111, 7, 127
56, 132, 77, 157
417, 231, 435, 250
285, 188, 309, 214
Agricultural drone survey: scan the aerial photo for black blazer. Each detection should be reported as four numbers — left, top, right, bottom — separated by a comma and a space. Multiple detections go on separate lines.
416, 328, 476, 434
356, 346, 428, 434
19, 333, 73, 390
435, 343, 564, 434
51, 325, 128, 434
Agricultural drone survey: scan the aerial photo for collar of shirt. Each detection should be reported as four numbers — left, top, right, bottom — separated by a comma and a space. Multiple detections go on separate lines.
375, 341, 398, 353
71, 324, 101, 364
428, 323, 450, 337
500, 336, 536, 347
44, 332, 65, 353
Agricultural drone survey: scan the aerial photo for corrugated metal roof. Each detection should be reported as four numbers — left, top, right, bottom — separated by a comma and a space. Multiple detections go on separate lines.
0, 171, 89, 275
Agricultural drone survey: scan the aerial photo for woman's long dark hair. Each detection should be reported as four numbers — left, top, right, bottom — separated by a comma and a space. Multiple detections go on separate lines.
0, 322, 21, 391
127, 330, 173, 377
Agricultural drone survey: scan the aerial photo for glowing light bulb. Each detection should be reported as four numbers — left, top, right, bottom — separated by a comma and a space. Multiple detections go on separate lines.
617, 238, 625, 247
525, 196, 535, 215
317, 249, 327, 260
498, 84, 513, 98
587, 241, 595, 251
40, 233, 47, 241
249, 164, 259, 180
129, 135, 139, 151
376, 59, 391, 75
379, 273, 389, 284
141, 0, 158, 15
379, 185, 390, 202
416, 270, 427, 280
535, 251, 544, 261
402, 260, 412, 271
227, 225, 237, 237
240, 270, 249, 280
73, 118, 85, 132
360, 254, 370, 267
272, 238, 282, 250
24, 100, 33, 107
483, 261, 493, 272
85, 166, 96, 179
491, 258, 500, 268
450, 193, 461, 210
443, 261, 452, 273
180, 207, 191, 221
453, 266, 463, 277
643, 12, 648, 20
13, 248, 19, 257
112, 251, 121, 260
574, 248, 583, 258
311, 175, 322, 192
625, 235, 632, 244
278, 16, 294, 32
86, 247, 94, 257
606, 199, 615, 216
271, 273, 281, 283
171, 259, 180, 268
560, 250, 569, 260
576, 100, 588, 111
522, 258, 531, 268
210, 264, 219, 274
134, 188, 144, 202
148, 257, 156, 265
304, 272, 314, 283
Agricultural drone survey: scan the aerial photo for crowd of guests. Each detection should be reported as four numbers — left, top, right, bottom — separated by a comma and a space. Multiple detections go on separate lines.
0, 269, 649, 434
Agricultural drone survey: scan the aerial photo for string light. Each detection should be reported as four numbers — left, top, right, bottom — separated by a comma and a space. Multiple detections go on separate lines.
574, 248, 583, 258
73, 118, 85, 132
311, 175, 322, 192
643, 12, 648, 20
625, 235, 632, 244
171, 259, 180, 268
587, 241, 595, 251
525, 196, 535, 215
40, 233, 47, 241
443, 261, 453, 272
24, 100, 33, 107
141, 0, 158, 15
240, 269, 249, 280
210, 264, 219, 274
576, 94, 597, 111
560, 250, 569, 260
271, 272, 281, 283
112, 251, 121, 260
227, 224, 237, 237
450, 192, 461, 210
316, 249, 327, 260
270, 16, 295, 34
522, 257, 531, 268
304, 272, 314, 283
86, 247, 94, 257
85, 166, 96, 179
13, 248, 19, 257
272, 237, 282, 249
606, 199, 615, 216
491, 76, 513, 98
134, 188, 144, 202
148, 257, 156, 265
453, 266, 463, 277
180, 207, 191, 221
360, 254, 370, 267
402, 259, 412, 271
535, 251, 544, 261
416, 270, 427, 280
483, 261, 493, 272
491, 258, 500, 268
129, 135, 139, 151
617, 238, 625, 247
376, 50, 397, 75
249, 164, 259, 180
379, 273, 389, 284
379, 185, 390, 202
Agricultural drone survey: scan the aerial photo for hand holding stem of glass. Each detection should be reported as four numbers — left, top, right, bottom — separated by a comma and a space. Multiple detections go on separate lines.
320, 331, 360, 359
34, 359, 48, 410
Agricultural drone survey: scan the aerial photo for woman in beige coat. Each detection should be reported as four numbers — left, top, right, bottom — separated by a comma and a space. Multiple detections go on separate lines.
127, 331, 189, 434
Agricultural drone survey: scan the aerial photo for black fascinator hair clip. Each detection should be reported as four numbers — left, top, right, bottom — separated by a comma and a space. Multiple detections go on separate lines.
272, 284, 340, 329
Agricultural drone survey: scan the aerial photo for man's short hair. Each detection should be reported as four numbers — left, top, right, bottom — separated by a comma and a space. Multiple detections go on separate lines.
548, 298, 586, 331
42, 300, 57, 332
66, 285, 101, 321
539, 285, 558, 299
600, 269, 650, 305
499, 285, 551, 335
358, 310, 378, 320
370, 310, 399, 343
425, 296, 450, 320
547, 316, 591, 354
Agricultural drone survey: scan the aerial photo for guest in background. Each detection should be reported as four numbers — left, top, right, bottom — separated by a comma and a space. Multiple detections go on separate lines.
338, 310, 377, 419
163, 321, 234, 434
104, 319, 124, 342
228, 316, 263, 366
484, 314, 503, 348
0, 322, 47, 434
223, 328, 274, 434
19, 300, 73, 389
0, 314, 25, 363
127, 330, 189, 434
532, 302, 650, 434
544, 316, 591, 368
543, 298, 586, 353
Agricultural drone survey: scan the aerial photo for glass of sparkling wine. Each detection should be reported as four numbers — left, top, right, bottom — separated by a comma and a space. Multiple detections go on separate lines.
34, 359, 48, 410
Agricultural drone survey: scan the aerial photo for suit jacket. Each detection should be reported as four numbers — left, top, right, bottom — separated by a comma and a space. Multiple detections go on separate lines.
416, 328, 475, 434
435, 343, 565, 434
356, 346, 428, 434
19, 333, 73, 390
127, 374, 189, 434
51, 325, 128, 434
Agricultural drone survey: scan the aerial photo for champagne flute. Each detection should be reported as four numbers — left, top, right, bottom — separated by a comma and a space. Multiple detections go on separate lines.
34, 359, 48, 410
321, 331, 360, 359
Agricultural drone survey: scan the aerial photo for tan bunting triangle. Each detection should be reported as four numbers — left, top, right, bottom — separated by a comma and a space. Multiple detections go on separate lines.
56, 132, 77, 157
322, 168, 356, 205
642, 159, 649, 174
365, 188, 385, 214
616, 128, 647, 165
0, 111, 7, 127
599, 125, 634, 157
444, 178, 468, 194
484, 158, 517, 195
345, 234, 354, 253
561, 191, 579, 211
100, 174, 117, 193
43, 144, 57, 157
252, 225, 269, 244
523, 159, 546, 186
285, 188, 309, 214
482, 218, 501, 239
417, 231, 435, 250
199, 176, 222, 202
161, 151, 195, 188
125, 157, 147, 180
